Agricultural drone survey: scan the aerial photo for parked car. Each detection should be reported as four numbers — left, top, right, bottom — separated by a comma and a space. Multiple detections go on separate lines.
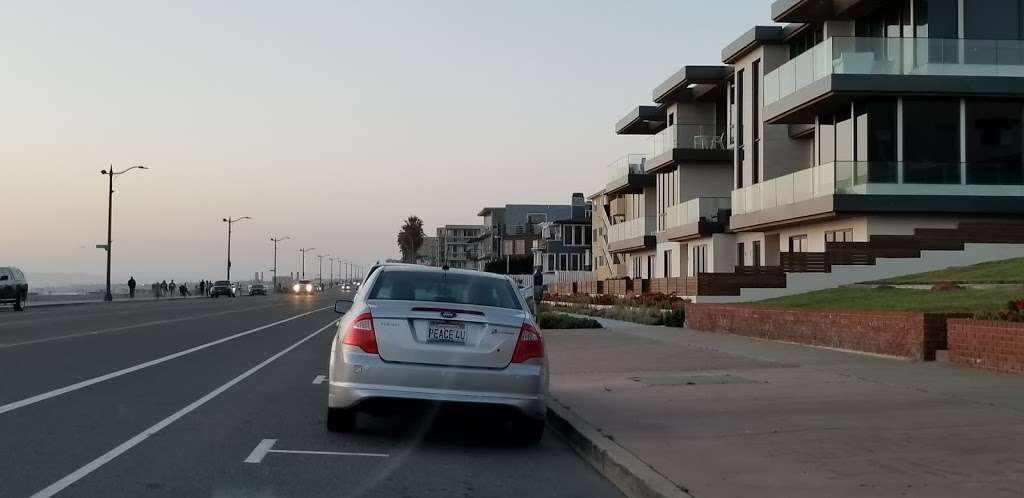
0, 267, 29, 311
209, 280, 237, 298
326, 264, 547, 443
248, 283, 268, 296
292, 279, 316, 295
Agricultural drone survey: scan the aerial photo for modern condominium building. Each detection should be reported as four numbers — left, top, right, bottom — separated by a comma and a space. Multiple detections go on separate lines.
532, 193, 594, 273
473, 203, 576, 271
435, 225, 486, 269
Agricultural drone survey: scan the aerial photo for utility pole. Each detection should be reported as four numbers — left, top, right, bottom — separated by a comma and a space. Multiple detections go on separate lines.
223, 217, 252, 281
300, 248, 315, 278
317, 254, 328, 286
270, 236, 290, 291
100, 165, 148, 301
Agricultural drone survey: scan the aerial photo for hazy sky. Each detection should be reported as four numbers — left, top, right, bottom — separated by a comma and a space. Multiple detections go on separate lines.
3, 0, 770, 284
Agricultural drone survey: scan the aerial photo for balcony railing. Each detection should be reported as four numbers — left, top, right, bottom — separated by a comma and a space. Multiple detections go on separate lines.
647, 124, 725, 158
607, 216, 656, 244
662, 197, 730, 230
764, 36, 1024, 106
607, 154, 648, 183
731, 161, 1024, 215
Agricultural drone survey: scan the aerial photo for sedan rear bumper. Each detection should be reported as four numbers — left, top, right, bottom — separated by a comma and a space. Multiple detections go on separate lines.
329, 350, 548, 420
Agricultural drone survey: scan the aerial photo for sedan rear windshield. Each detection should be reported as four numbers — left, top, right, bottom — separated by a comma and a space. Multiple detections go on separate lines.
214, 281, 230, 286
369, 270, 522, 310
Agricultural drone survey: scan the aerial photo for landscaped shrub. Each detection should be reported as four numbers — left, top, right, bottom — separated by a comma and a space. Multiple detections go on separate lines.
662, 309, 686, 328
545, 292, 686, 310
976, 298, 1024, 322
537, 312, 602, 329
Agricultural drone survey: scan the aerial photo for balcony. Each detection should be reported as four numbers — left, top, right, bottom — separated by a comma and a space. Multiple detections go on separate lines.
659, 197, 730, 241
605, 154, 655, 195
646, 124, 732, 173
763, 37, 1024, 123
730, 161, 1024, 229
607, 216, 656, 253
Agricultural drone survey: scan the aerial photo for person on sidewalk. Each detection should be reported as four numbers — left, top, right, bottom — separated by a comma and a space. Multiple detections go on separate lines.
199, 280, 206, 296
179, 283, 190, 297
127, 276, 137, 298
161, 280, 168, 295
168, 280, 177, 297
532, 266, 544, 315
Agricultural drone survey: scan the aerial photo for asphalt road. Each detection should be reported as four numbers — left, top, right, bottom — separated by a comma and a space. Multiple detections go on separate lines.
0, 292, 622, 498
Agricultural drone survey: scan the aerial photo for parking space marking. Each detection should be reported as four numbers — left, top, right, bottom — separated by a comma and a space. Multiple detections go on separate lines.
0, 306, 331, 416
312, 375, 326, 385
244, 439, 388, 464
28, 319, 339, 498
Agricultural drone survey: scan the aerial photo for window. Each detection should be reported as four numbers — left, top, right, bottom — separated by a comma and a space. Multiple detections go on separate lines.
664, 250, 673, 277
570, 254, 580, 271
752, 59, 760, 185
854, 99, 899, 183
559, 254, 568, 271
737, 242, 746, 267
668, 112, 675, 126
575, 226, 585, 246
915, 0, 959, 39
752, 240, 762, 267
647, 256, 655, 279
818, 114, 835, 165
903, 99, 961, 184
563, 226, 572, 245
585, 209, 592, 220
964, 0, 1023, 40
965, 101, 1024, 185
736, 69, 745, 188
369, 270, 522, 310
584, 226, 592, 245
789, 235, 808, 253
825, 229, 854, 243
632, 256, 643, 279
692, 245, 708, 274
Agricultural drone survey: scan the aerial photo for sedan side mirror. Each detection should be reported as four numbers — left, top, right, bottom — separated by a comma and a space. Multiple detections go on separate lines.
334, 299, 354, 314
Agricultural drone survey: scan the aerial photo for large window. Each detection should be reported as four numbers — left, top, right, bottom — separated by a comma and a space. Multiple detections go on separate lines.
964, 0, 1023, 40
966, 101, 1024, 184
855, 99, 898, 182
902, 99, 961, 183
818, 116, 835, 165
914, 0, 959, 39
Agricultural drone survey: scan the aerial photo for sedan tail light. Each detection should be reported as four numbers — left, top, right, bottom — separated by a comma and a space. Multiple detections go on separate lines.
511, 322, 544, 363
342, 312, 378, 354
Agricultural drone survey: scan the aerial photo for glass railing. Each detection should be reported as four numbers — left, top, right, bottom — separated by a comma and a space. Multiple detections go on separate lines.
732, 161, 1024, 215
763, 37, 1024, 106
647, 124, 725, 158
607, 216, 657, 243
663, 197, 731, 230
606, 153, 648, 183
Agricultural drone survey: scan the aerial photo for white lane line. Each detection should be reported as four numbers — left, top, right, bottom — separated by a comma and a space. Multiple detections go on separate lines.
243, 439, 389, 464
0, 304, 285, 349
244, 439, 278, 463
29, 319, 338, 498
0, 306, 331, 416
312, 375, 326, 385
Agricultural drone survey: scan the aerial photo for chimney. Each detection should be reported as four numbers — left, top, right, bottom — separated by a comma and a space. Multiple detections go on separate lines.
571, 192, 585, 206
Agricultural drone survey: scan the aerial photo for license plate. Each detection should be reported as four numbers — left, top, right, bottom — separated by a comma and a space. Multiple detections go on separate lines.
427, 322, 467, 344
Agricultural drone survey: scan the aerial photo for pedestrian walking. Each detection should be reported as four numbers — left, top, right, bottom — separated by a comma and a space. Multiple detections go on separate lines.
169, 280, 177, 297
532, 266, 545, 315
127, 276, 137, 298
152, 282, 160, 298
161, 280, 168, 295
199, 280, 206, 296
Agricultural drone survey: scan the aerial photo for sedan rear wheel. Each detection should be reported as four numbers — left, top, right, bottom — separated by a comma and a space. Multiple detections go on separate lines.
13, 294, 25, 312
509, 416, 545, 445
326, 408, 356, 433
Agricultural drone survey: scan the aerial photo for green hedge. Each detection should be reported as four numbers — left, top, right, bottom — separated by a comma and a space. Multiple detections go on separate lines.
537, 312, 602, 329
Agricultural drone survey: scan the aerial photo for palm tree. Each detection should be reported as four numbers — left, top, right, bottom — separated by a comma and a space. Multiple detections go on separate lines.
397, 216, 426, 263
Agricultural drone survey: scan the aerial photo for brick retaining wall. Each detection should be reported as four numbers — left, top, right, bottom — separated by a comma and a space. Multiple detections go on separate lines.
948, 319, 1024, 374
686, 304, 969, 361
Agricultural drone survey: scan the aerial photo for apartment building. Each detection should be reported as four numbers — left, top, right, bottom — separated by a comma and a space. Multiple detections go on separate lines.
532, 193, 594, 273
593, 66, 735, 289
706, 0, 1024, 301
434, 225, 486, 269
473, 203, 575, 270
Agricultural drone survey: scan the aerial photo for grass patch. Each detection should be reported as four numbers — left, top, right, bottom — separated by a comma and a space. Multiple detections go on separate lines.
537, 312, 602, 329
873, 257, 1024, 284
758, 286, 1023, 314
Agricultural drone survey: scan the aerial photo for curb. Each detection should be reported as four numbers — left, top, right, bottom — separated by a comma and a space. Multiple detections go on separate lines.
545, 397, 693, 498
24, 296, 213, 310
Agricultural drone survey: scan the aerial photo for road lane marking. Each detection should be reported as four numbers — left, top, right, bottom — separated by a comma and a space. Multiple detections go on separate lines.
312, 375, 326, 384
29, 319, 339, 498
0, 306, 332, 416
244, 439, 389, 464
0, 304, 287, 349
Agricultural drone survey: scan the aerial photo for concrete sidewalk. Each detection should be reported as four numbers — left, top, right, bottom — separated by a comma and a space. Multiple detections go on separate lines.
545, 317, 1024, 498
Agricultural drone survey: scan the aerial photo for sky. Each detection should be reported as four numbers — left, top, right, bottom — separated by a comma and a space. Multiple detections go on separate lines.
2, 0, 771, 285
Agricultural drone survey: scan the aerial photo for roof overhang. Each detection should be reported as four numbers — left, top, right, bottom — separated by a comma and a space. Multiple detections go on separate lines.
653, 66, 734, 104
722, 26, 786, 64
771, 0, 891, 23
615, 106, 665, 135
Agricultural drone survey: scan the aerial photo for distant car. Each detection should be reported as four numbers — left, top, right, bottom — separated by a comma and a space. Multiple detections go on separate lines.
209, 280, 237, 298
0, 267, 29, 311
340, 283, 352, 292
292, 279, 316, 295
248, 283, 268, 296
326, 264, 547, 443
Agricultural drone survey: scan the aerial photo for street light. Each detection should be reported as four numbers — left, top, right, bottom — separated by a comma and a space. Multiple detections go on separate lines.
222, 216, 252, 281
329, 257, 337, 286
270, 236, 290, 291
317, 254, 329, 287
99, 165, 148, 302
300, 247, 315, 278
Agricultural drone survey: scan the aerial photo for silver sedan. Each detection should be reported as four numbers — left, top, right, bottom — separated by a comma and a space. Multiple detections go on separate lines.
327, 264, 548, 443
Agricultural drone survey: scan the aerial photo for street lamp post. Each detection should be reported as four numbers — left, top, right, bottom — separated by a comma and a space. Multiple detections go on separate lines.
222, 216, 252, 281
317, 254, 328, 287
300, 248, 315, 278
100, 165, 148, 302
270, 236, 290, 291
329, 257, 336, 286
